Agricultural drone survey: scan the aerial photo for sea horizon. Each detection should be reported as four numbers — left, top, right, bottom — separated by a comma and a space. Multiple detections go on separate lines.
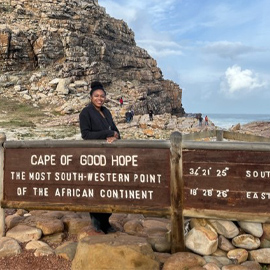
201, 113, 270, 129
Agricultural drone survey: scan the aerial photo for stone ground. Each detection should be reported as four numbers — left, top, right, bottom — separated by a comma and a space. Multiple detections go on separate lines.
0, 209, 73, 270
0, 250, 72, 270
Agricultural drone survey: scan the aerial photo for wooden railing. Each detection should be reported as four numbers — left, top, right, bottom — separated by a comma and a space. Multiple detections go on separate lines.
182, 129, 270, 142
1, 130, 270, 252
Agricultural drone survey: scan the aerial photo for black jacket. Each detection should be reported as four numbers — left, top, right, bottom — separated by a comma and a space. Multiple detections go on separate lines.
79, 103, 120, 140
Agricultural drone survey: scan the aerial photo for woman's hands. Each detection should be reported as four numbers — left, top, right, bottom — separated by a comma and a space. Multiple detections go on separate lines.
106, 131, 119, 143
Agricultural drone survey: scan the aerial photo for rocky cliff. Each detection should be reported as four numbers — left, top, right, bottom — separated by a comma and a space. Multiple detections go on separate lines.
0, 0, 184, 116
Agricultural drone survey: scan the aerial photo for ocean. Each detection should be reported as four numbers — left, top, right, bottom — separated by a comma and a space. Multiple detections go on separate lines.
203, 113, 270, 129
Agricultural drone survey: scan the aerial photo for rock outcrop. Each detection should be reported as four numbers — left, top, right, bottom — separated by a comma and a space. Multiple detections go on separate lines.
230, 121, 270, 138
0, 0, 184, 116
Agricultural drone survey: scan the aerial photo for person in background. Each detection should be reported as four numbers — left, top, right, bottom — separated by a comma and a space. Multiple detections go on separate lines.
198, 115, 203, 126
130, 109, 134, 121
79, 81, 120, 233
119, 96, 123, 107
125, 110, 132, 123
149, 109, 153, 121
205, 115, 209, 125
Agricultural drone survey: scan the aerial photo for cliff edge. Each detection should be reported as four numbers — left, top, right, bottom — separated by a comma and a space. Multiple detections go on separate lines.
0, 0, 185, 117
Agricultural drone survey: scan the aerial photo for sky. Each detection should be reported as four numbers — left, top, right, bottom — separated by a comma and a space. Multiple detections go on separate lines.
99, 0, 270, 114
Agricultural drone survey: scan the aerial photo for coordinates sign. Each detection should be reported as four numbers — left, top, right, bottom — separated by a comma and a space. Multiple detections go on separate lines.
183, 149, 270, 214
3, 147, 170, 208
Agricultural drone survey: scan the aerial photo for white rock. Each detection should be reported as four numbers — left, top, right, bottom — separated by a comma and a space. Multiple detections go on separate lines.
25, 240, 50, 250
249, 248, 270, 263
209, 219, 239, 238
185, 226, 218, 255
48, 78, 61, 86
6, 224, 42, 243
237, 221, 263, 238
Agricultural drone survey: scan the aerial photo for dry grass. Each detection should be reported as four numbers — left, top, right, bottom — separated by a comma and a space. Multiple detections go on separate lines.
0, 97, 48, 128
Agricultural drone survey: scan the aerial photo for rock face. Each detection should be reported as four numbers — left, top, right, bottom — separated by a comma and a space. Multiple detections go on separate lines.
0, 0, 184, 116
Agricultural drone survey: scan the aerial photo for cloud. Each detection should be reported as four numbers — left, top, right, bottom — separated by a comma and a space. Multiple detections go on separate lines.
99, 1, 138, 24
202, 41, 264, 59
137, 39, 183, 57
99, 0, 182, 58
100, 0, 177, 25
220, 65, 266, 96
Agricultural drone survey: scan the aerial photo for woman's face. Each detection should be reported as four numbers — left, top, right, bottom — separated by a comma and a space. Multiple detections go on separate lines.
91, 89, 106, 109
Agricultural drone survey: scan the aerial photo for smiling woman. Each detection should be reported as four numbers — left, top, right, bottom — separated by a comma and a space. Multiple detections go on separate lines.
79, 81, 120, 142
79, 81, 121, 234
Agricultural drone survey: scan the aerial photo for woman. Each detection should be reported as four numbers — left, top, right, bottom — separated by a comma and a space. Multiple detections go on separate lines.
79, 81, 120, 233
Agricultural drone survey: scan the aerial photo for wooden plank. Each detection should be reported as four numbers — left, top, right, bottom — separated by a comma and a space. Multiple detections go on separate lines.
182, 130, 217, 141
0, 200, 171, 216
4, 139, 171, 149
223, 131, 270, 143
182, 141, 270, 152
183, 208, 270, 223
170, 132, 185, 253
183, 149, 270, 163
0, 133, 6, 236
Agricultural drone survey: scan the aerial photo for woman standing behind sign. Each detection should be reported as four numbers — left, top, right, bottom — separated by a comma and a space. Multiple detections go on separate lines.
79, 81, 120, 233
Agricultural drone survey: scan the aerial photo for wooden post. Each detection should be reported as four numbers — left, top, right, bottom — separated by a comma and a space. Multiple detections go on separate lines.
170, 131, 185, 253
216, 130, 223, 141
0, 132, 6, 236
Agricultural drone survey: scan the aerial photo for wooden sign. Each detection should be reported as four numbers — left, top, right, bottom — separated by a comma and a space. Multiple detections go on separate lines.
1, 134, 185, 253
3, 142, 171, 214
183, 147, 270, 220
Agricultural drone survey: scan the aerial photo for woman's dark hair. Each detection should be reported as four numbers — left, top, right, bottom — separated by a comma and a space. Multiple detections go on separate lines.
90, 81, 106, 96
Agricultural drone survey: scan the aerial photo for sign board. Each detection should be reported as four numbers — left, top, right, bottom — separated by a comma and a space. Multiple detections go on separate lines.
3, 143, 171, 214
183, 147, 270, 220
1, 135, 185, 253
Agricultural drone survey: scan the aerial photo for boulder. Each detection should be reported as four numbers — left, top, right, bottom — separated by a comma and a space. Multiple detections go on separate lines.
34, 245, 55, 257
0, 237, 21, 257
208, 220, 239, 238
249, 248, 270, 264
5, 214, 25, 230
36, 218, 64, 235
185, 226, 218, 256
25, 240, 50, 250
237, 221, 263, 238
232, 234, 260, 250
218, 235, 235, 252
203, 256, 232, 268
162, 252, 206, 270
222, 265, 248, 270
240, 261, 262, 270
55, 241, 78, 261
262, 223, 270, 241
202, 262, 221, 270
72, 234, 160, 270
227, 248, 248, 264
6, 224, 42, 243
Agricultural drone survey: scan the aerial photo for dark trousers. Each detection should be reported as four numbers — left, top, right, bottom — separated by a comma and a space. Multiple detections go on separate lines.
90, 212, 112, 232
